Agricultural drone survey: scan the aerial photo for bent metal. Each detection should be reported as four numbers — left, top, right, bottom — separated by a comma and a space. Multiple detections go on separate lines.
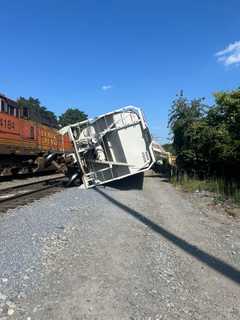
64, 106, 156, 188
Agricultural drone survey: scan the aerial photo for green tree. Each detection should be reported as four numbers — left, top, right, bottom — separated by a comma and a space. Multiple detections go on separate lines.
168, 87, 240, 179
205, 88, 240, 177
17, 97, 58, 127
58, 108, 88, 127
162, 143, 175, 155
168, 92, 207, 174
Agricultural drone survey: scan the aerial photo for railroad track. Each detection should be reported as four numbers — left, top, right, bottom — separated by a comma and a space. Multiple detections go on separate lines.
0, 174, 66, 212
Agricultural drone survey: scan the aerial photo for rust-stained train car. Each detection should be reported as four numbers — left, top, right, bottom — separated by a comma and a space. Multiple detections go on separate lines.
0, 93, 72, 176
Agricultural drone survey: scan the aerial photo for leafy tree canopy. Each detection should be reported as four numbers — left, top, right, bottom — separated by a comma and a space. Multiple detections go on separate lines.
17, 97, 58, 128
168, 88, 240, 178
162, 143, 175, 155
58, 108, 88, 127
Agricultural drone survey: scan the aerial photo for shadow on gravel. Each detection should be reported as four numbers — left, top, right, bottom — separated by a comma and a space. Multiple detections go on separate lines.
105, 172, 144, 190
95, 188, 240, 285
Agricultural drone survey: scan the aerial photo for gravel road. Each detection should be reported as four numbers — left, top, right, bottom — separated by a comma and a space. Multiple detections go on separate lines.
0, 172, 239, 319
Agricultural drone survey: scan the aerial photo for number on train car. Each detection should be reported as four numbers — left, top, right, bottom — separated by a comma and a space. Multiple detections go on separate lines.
0, 118, 15, 130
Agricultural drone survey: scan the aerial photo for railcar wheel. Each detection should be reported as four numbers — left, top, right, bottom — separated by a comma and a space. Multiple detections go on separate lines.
66, 172, 82, 187
44, 153, 57, 167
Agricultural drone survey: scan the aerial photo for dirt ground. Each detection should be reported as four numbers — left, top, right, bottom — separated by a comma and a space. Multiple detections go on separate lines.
0, 172, 239, 319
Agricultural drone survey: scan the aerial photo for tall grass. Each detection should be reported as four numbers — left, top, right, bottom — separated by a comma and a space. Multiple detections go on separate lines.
170, 174, 240, 204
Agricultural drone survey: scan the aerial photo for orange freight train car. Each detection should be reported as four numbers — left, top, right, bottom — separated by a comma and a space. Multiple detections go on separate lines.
0, 94, 72, 176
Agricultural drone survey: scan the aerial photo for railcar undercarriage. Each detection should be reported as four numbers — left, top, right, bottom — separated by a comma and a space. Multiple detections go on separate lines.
0, 153, 71, 177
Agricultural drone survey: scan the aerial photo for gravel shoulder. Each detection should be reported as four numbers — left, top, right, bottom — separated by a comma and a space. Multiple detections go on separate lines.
0, 172, 239, 319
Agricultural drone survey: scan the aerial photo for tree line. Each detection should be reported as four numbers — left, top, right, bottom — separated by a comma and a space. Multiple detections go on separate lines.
168, 87, 240, 180
17, 97, 87, 128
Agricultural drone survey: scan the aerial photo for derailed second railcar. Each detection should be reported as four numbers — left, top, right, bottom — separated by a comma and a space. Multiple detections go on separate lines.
67, 106, 156, 188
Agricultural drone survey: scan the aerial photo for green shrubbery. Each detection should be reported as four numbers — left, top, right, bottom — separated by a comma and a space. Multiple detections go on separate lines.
168, 87, 240, 203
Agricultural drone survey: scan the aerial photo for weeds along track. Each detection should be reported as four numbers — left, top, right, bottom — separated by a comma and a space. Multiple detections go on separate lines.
0, 174, 66, 213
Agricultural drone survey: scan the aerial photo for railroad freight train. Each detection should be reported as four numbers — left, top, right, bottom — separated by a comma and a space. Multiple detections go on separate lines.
0, 93, 73, 176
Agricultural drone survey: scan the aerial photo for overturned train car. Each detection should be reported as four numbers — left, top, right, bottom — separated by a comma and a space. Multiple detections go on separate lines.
66, 106, 156, 188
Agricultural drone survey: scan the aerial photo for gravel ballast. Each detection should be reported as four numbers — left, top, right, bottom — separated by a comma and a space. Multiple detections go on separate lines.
0, 173, 239, 319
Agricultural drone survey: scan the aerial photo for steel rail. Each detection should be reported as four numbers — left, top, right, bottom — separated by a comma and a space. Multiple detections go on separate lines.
0, 177, 65, 204
0, 174, 65, 193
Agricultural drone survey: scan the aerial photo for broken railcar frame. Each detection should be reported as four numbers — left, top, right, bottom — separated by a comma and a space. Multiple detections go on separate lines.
67, 106, 156, 188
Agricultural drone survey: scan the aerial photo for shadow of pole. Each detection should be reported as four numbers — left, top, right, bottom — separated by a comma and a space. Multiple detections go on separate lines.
95, 187, 240, 285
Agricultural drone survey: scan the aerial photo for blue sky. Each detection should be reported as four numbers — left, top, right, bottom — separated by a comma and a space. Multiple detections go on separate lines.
0, 0, 239, 143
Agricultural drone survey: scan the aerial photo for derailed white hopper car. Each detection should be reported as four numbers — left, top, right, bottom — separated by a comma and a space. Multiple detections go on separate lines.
67, 106, 156, 188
